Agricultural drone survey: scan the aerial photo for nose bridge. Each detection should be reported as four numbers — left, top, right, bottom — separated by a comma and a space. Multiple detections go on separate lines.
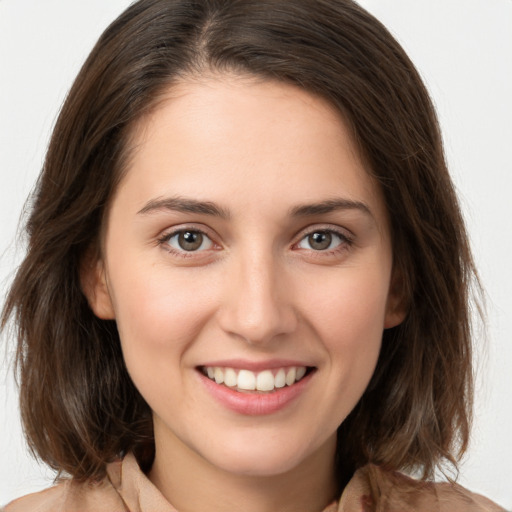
218, 242, 296, 345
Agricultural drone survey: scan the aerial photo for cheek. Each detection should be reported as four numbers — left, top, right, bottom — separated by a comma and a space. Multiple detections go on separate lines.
299, 263, 390, 391
106, 262, 221, 414
107, 258, 217, 363
302, 264, 391, 341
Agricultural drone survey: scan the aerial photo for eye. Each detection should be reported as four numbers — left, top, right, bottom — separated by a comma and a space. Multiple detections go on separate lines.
164, 230, 214, 252
296, 230, 347, 251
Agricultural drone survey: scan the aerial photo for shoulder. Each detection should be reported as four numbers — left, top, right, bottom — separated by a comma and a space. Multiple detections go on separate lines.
2, 477, 127, 512
340, 464, 506, 512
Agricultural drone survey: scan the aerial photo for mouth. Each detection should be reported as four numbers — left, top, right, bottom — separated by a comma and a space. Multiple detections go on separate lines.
199, 365, 315, 393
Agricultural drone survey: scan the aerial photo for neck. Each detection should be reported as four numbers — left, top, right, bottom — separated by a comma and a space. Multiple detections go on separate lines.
149, 425, 339, 512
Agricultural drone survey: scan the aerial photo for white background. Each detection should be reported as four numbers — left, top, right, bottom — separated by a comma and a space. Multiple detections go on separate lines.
1, 0, 511, 508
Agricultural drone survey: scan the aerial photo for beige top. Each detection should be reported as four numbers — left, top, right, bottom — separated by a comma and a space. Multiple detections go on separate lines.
3, 453, 505, 512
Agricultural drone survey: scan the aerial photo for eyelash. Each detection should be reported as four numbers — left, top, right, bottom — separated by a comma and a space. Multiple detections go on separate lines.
157, 227, 216, 259
157, 226, 354, 259
294, 227, 354, 255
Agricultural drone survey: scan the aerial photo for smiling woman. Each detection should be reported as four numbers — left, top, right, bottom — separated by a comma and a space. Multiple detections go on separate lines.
0, 1, 507, 511
82, 78, 401, 497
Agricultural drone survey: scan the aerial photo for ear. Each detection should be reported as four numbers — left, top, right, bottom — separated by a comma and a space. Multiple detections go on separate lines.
384, 267, 408, 329
80, 249, 115, 320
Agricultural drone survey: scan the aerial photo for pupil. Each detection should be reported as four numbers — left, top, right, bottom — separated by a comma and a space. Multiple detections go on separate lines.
309, 232, 331, 250
179, 231, 203, 251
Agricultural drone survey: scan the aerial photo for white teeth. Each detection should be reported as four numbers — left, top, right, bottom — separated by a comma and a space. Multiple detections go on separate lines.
274, 368, 286, 388
256, 370, 275, 391
237, 369, 256, 390
204, 365, 309, 392
224, 367, 238, 387
214, 367, 224, 384
285, 367, 296, 386
296, 366, 307, 381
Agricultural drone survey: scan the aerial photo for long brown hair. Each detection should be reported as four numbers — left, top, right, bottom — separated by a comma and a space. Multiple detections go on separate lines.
2, 0, 477, 484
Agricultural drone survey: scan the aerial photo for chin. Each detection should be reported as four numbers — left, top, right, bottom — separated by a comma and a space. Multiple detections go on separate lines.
212, 450, 304, 478
199, 432, 326, 478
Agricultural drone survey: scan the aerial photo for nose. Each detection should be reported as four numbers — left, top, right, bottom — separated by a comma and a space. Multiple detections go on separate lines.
216, 250, 298, 346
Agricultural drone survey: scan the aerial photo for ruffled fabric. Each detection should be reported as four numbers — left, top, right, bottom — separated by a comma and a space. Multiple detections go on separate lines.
337, 464, 505, 512
3, 453, 506, 511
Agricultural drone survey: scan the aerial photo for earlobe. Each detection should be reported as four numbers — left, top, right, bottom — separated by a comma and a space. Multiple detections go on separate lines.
384, 268, 408, 329
80, 252, 115, 320
384, 306, 407, 329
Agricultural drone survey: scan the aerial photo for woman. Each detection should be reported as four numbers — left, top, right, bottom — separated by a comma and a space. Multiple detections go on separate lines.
1, 0, 506, 510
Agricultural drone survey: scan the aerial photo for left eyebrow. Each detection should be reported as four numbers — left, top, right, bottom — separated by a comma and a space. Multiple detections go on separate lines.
137, 196, 231, 219
289, 198, 373, 218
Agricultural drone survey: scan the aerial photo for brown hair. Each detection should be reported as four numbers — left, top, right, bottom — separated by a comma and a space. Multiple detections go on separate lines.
2, 0, 477, 485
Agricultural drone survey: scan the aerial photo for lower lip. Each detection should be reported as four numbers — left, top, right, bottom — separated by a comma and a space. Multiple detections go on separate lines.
198, 370, 314, 416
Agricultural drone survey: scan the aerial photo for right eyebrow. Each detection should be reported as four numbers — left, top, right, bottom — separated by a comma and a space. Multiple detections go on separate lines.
137, 196, 231, 219
289, 198, 373, 219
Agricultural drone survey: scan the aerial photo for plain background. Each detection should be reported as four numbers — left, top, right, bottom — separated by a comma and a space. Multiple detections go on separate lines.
1, 0, 511, 507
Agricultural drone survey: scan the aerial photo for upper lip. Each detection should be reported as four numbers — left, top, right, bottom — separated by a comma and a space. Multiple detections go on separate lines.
197, 359, 314, 372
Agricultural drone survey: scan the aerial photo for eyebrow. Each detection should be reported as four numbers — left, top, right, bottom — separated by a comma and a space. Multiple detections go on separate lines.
289, 198, 373, 218
137, 196, 230, 219
137, 196, 372, 220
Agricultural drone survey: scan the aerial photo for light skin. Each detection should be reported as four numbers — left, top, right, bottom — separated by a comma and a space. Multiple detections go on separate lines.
83, 75, 405, 512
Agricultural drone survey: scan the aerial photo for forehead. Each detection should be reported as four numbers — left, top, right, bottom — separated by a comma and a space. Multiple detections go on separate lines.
116, 75, 387, 228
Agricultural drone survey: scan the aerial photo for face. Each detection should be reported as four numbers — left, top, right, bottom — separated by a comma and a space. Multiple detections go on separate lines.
85, 75, 404, 479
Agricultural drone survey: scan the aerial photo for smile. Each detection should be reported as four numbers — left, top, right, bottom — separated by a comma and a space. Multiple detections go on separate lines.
198, 363, 316, 415
201, 366, 311, 393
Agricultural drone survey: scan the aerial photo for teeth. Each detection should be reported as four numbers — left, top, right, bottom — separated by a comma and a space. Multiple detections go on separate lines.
237, 369, 256, 390
204, 366, 309, 392
256, 370, 274, 391
224, 367, 238, 387
285, 367, 296, 386
214, 367, 224, 384
274, 369, 286, 388
296, 366, 307, 381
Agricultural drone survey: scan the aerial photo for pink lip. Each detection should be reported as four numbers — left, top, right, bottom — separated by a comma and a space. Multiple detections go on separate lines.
198, 358, 311, 372
197, 368, 315, 416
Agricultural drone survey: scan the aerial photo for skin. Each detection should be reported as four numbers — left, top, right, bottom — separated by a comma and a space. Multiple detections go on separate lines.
84, 75, 405, 512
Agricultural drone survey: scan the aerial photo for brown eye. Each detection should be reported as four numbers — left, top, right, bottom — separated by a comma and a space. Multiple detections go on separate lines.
179, 231, 203, 251
165, 230, 213, 252
308, 232, 332, 250
297, 230, 347, 252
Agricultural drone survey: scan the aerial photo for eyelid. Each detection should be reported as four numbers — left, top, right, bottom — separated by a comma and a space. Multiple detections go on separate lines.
293, 224, 354, 245
156, 223, 354, 259
168, 231, 214, 252
157, 224, 221, 256
291, 225, 355, 259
